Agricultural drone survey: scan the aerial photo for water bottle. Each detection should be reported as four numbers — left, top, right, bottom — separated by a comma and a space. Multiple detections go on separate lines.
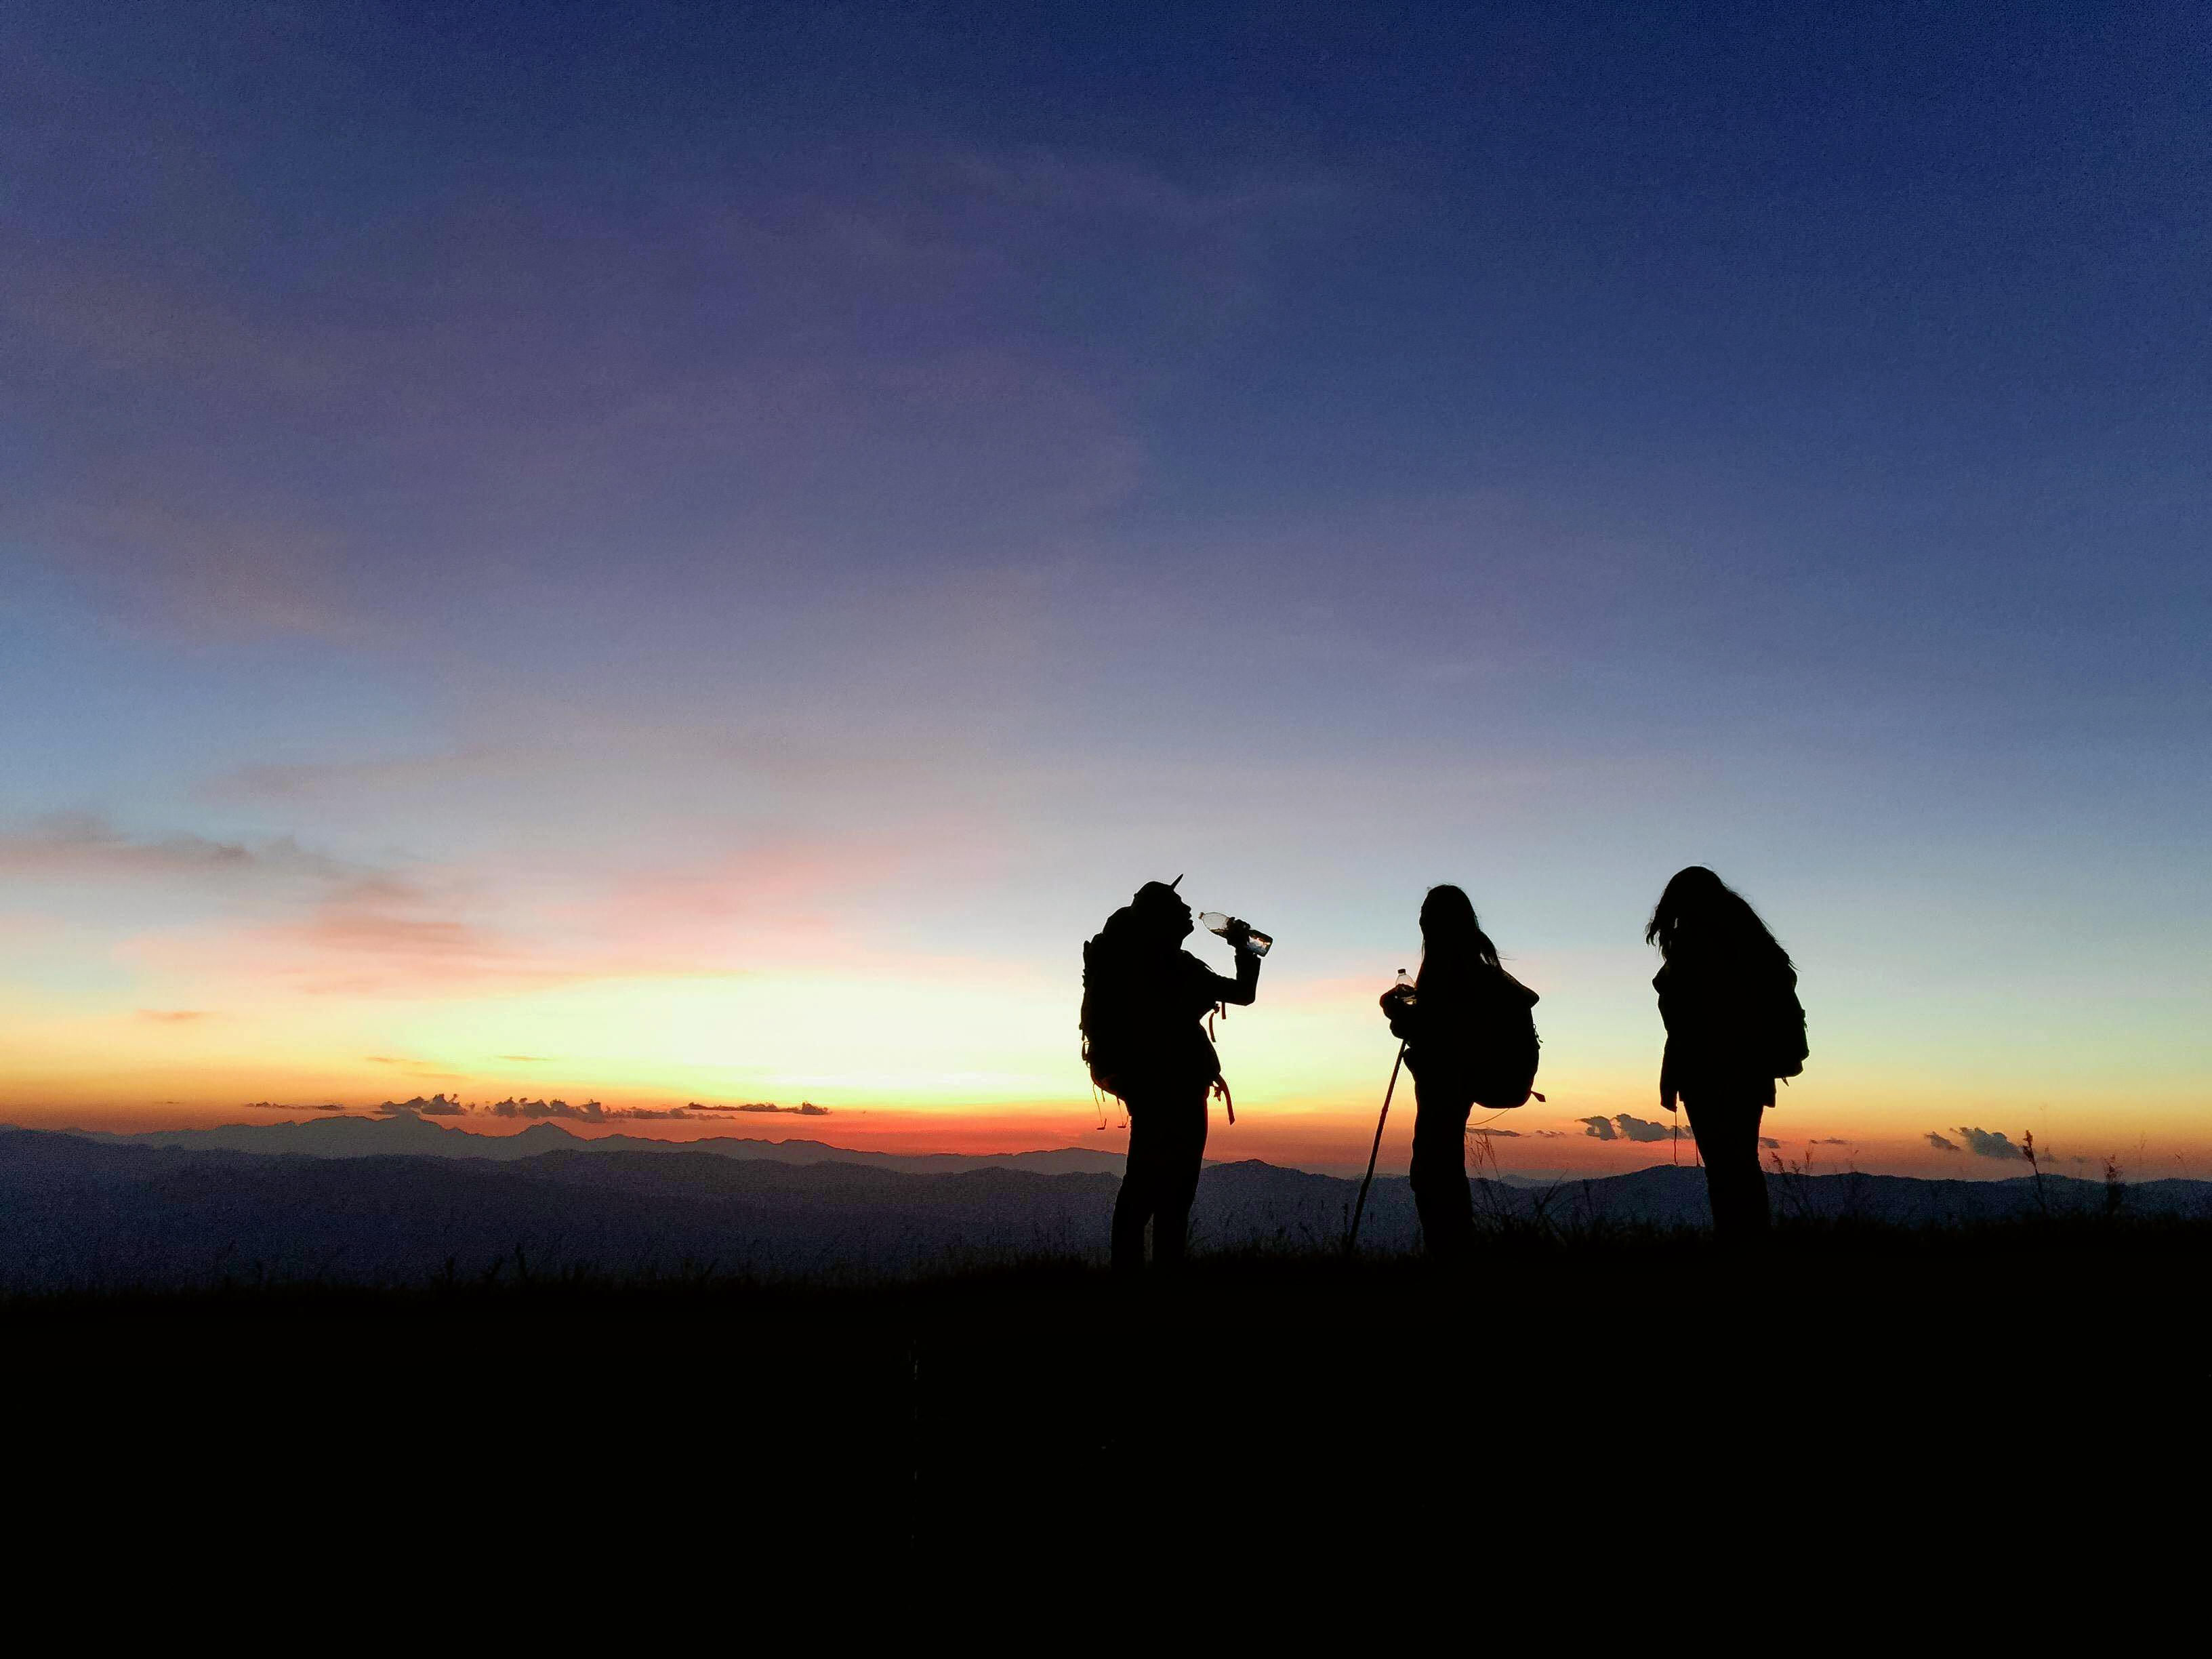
1197, 912, 1273, 957
1393, 968, 1416, 1006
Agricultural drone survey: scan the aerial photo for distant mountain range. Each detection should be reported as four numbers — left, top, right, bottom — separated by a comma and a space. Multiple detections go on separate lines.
1, 1121, 2204, 1292
58, 1110, 1129, 1176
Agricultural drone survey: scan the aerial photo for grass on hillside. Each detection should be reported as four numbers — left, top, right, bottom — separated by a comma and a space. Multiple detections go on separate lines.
8, 1213, 2201, 1549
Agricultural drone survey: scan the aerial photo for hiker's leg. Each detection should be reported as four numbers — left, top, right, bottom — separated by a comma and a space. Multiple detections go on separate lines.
1112, 1099, 1159, 1271
1150, 1090, 1209, 1267
1688, 1095, 1769, 1238
1408, 1093, 1475, 1258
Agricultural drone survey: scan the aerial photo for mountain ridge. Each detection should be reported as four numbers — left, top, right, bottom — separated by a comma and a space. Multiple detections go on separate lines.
40, 1111, 1128, 1176
2, 1126, 2205, 1293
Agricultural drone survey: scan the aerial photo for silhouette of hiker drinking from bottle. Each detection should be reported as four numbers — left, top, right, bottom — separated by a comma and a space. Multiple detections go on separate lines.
1647, 866, 1809, 1240
1379, 885, 1540, 1259
1082, 878, 1262, 1272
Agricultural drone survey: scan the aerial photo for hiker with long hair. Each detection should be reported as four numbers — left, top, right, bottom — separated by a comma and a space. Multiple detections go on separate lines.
1082, 879, 1262, 1271
1379, 885, 1540, 1259
1646, 866, 1808, 1239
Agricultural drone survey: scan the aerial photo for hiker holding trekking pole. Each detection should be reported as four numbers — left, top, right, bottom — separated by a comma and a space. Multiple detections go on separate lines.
1081, 878, 1266, 1272
1372, 885, 1541, 1260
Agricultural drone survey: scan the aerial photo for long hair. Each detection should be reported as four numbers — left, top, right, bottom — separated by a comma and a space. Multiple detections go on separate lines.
1417, 884, 1500, 992
1645, 866, 1793, 970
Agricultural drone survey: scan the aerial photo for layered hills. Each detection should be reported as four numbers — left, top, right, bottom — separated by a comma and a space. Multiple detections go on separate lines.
3, 1120, 2203, 1292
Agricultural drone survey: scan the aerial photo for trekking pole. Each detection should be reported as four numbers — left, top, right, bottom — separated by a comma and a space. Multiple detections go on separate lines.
1344, 1042, 1407, 1258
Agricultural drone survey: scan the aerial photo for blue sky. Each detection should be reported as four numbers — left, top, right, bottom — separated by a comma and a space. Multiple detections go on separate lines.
2, 2, 2205, 1170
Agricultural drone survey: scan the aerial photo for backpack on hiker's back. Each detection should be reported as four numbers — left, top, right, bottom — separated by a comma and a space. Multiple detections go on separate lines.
1472, 966, 1542, 1110
1080, 920, 1134, 1098
1080, 913, 1225, 1103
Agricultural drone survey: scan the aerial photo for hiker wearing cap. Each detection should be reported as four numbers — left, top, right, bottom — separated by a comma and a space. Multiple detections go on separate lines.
1080, 878, 1263, 1271
1378, 885, 1542, 1258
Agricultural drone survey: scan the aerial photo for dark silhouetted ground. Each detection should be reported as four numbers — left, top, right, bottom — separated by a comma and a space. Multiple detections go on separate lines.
9, 1217, 2205, 1563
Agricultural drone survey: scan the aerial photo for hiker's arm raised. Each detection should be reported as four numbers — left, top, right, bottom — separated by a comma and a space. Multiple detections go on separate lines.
1194, 949, 1260, 1007
1225, 944, 1260, 1006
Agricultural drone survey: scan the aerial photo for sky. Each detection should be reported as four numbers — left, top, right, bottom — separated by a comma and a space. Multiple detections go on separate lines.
3, 1, 2206, 1178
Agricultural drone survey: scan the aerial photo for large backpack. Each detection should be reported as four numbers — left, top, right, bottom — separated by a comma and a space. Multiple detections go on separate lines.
1474, 990, 1542, 1110
1080, 926, 1225, 1104
1079, 932, 1127, 1097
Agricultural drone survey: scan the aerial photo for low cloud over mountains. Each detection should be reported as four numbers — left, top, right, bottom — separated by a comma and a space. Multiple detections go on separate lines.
357, 1094, 830, 1122
1580, 1113, 1679, 1144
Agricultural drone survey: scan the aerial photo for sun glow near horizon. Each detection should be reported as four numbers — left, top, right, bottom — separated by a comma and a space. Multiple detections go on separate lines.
3, 926, 2200, 1181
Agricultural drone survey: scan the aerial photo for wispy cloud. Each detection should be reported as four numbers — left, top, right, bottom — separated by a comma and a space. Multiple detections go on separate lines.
364, 1057, 464, 1080
953, 149, 1345, 234
0, 813, 349, 884
1925, 1132, 1962, 1153
138, 1009, 213, 1023
16, 147, 1287, 639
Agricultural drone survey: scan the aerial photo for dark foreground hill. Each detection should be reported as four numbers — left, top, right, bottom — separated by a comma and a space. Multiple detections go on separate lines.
7, 1223, 2205, 1565
4, 1128, 2205, 1563
1, 1126, 2207, 1291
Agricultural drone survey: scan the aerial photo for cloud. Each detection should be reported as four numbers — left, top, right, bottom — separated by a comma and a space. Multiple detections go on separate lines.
486, 1097, 606, 1120
956, 150, 1343, 231
7, 94, 1358, 644
241, 840, 839, 997
138, 1009, 212, 1023
1467, 1126, 1521, 1138
1925, 1133, 1961, 1152
240, 1100, 347, 1112
497, 1054, 552, 1063
1952, 1126, 2024, 1160
0, 815, 588, 997
287, 887, 544, 991
1580, 1113, 1676, 1143
248, 873, 626, 998
377, 1095, 467, 1116
1811, 1137, 1850, 1145
0, 813, 348, 884
1759, 1136, 1781, 1149
472, 1097, 832, 1122
363, 1055, 464, 1081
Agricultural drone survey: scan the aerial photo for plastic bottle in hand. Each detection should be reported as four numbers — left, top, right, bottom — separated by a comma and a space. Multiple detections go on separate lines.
1393, 968, 1416, 1006
1197, 912, 1273, 957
